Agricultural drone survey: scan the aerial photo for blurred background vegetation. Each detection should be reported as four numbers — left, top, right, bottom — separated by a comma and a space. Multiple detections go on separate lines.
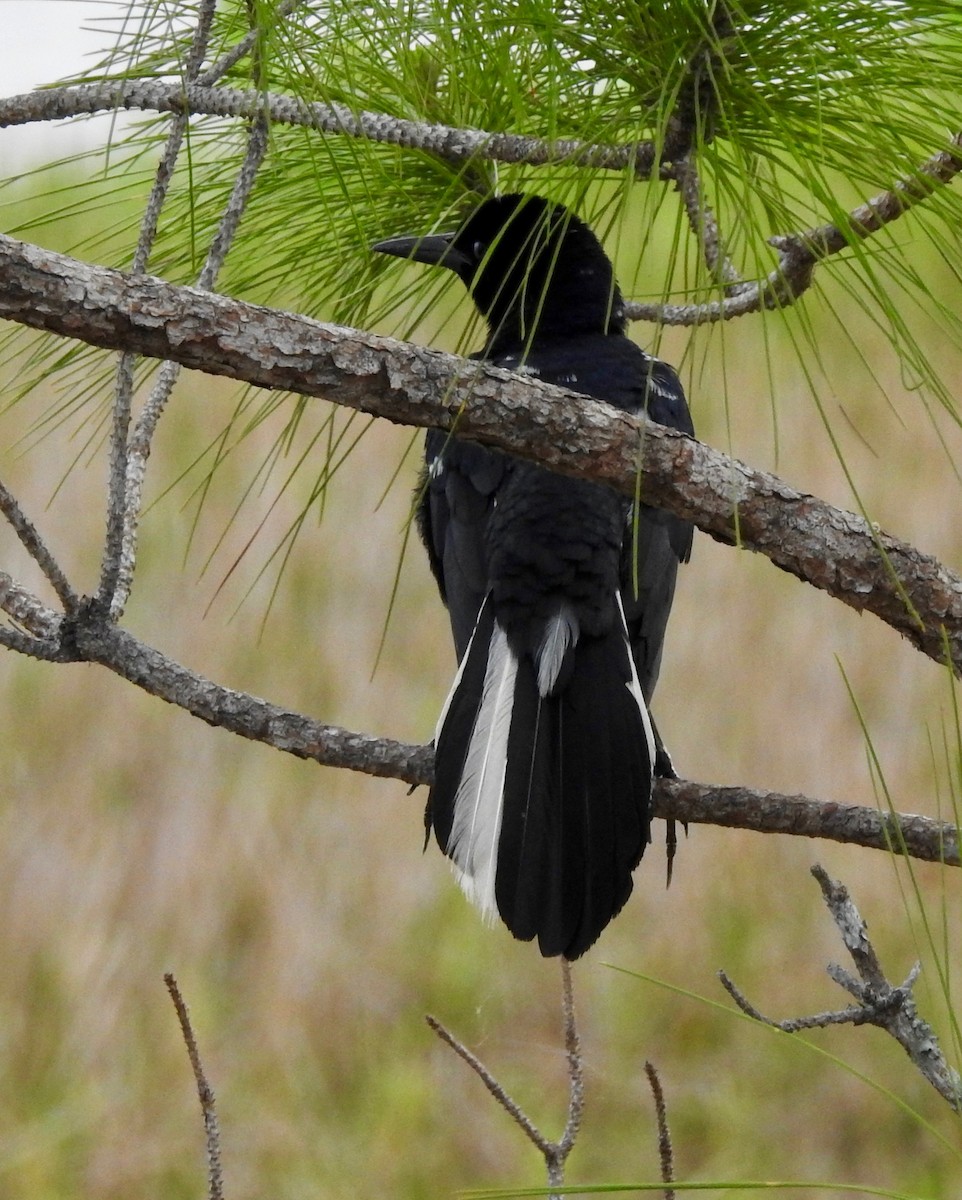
1, 2, 962, 1197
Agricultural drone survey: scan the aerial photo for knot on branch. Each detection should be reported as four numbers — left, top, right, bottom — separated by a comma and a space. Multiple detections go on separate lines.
824, 960, 917, 1024
58, 594, 115, 662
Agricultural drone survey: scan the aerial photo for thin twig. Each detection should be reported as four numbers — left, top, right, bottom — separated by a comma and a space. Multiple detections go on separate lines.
197, 0, 307, 87
669, 157, 745, 295
110, 93, 270, 618
428, 961, 585, 1198
644, 1061, 675, 1200
0, 570, 63, 640
557, 958, 585, 1158
425, 1015, 552, 1156
164, 973, 225, 1200
719, 970, 878, 1031
0, 478, 77, 610
99, 0, 219, 613
0, 621, 63, 661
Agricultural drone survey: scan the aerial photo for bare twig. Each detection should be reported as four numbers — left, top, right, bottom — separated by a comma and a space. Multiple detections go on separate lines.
0, 478, 78, 610
812, 865, 962, 1112
427, 960, 586, 1197
197, 0, 307, 86
111, 104, 270, 618
0, 619, 64, 661
100, 0, 219, 613
0, 571, 60, 640
719, 970, 877, 1032
425, 1015, 551, 1154
719, 865, 962, 1114
164, 973, 225, 1200
668, 157, 746, 295
557, 958, 585, 1164
644, 1061, 676, 1200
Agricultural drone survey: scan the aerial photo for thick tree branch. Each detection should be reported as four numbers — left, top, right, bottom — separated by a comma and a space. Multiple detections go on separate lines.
2, 231, 962, 677
0, 595, 949, 865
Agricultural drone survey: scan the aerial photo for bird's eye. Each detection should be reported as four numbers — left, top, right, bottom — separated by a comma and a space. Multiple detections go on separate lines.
472, 240, 488, 262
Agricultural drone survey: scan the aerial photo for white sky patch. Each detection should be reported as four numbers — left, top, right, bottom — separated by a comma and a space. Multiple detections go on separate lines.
3, 2, 135, 165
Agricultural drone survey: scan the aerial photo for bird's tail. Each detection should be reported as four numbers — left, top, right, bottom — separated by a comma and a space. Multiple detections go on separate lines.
429, 595, 654, 959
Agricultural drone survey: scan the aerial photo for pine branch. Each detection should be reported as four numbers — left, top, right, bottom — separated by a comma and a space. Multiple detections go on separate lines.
3, 83, 960, 329
627, 129, 962, 326
0, 81, 662, 178
2, 231, 961, 678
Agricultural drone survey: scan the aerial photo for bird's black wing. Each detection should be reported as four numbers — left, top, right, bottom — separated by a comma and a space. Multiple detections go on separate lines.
618, 354, 694, 702
416, 429, 511, 662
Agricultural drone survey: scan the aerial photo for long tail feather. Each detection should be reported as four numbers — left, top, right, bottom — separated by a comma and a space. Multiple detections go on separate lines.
430, 593, 654, 958
430, 599, 518, 922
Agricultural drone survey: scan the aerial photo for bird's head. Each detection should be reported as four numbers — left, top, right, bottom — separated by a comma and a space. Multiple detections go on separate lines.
373, 194, 626, 352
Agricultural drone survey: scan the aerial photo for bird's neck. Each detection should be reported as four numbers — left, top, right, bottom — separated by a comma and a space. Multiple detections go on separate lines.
483, 293, 626, 359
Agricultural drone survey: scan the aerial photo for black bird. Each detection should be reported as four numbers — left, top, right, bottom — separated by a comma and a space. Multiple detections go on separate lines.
374, 194, 693, 959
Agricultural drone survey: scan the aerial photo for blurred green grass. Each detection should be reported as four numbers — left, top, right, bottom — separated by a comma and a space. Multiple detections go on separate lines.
0, 162, 960, 1200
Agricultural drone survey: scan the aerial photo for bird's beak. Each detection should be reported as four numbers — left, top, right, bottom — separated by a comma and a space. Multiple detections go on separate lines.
372, 232, 472, 274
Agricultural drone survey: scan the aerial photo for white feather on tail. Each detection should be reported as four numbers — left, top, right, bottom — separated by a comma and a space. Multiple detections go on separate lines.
616, 592, 656, 769
444, 619, 518, 921
536, 604, 579, 696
